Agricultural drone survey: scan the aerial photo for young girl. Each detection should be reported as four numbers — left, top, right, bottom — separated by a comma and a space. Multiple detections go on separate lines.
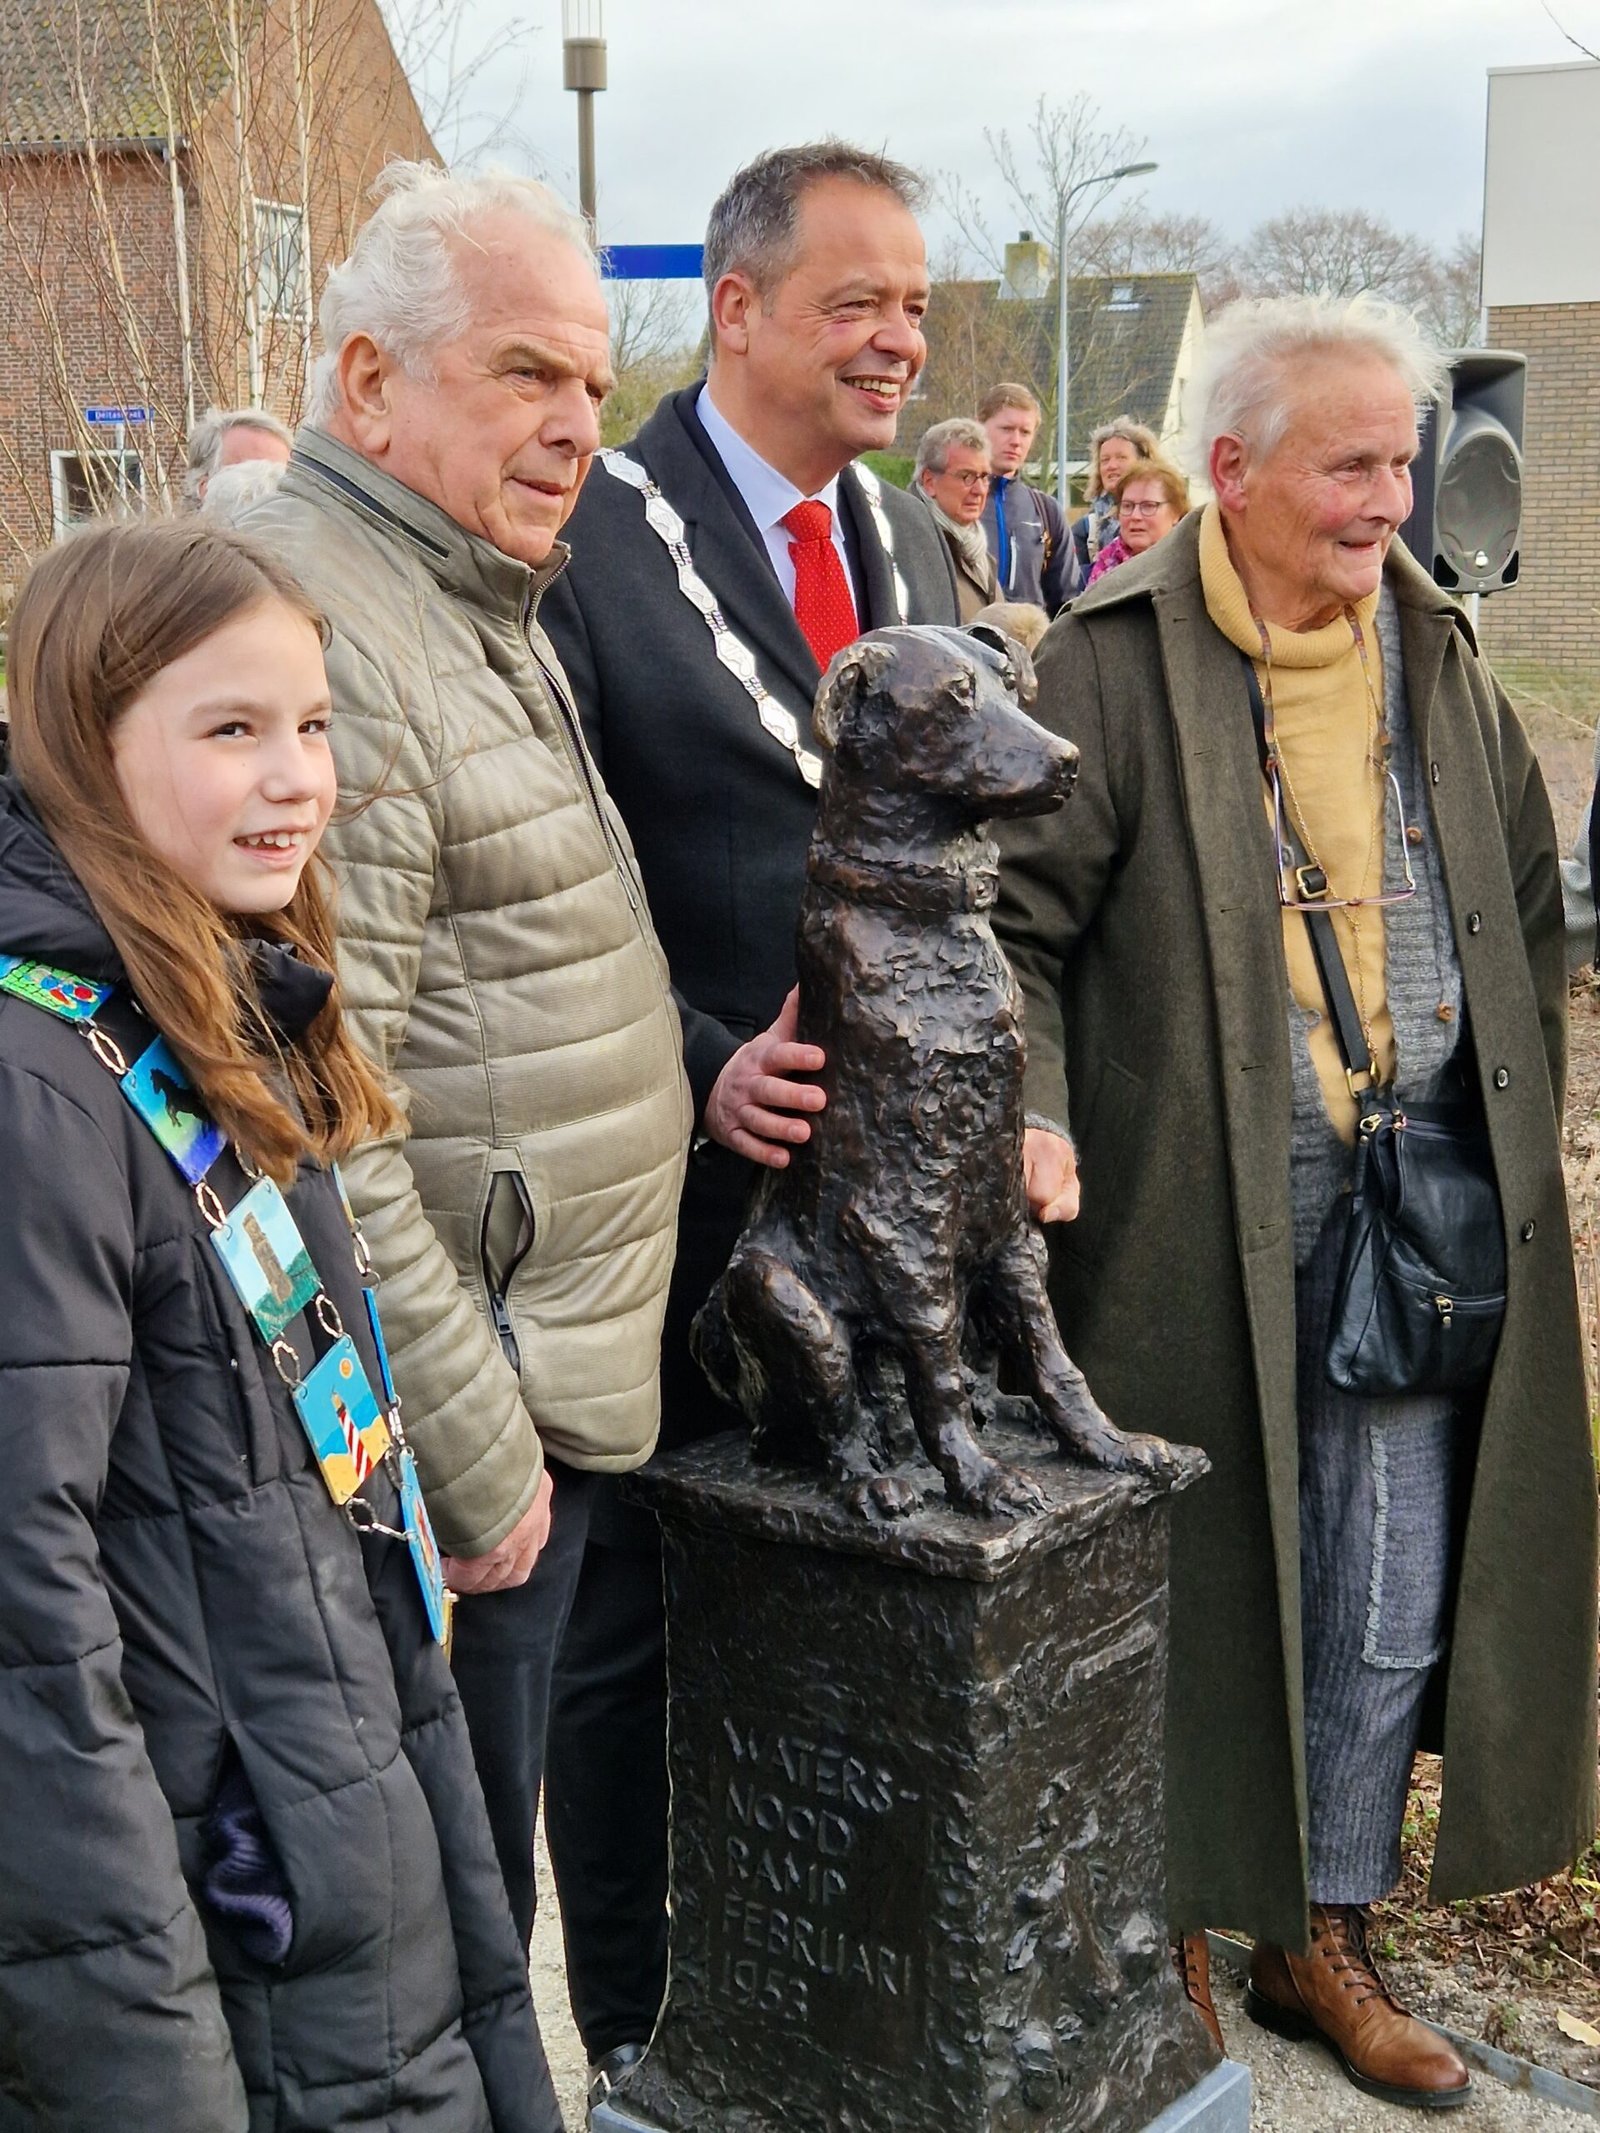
0, 520, 560, 2133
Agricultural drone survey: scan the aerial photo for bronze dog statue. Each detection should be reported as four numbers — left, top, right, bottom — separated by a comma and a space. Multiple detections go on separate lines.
692, 625, 1182, 1519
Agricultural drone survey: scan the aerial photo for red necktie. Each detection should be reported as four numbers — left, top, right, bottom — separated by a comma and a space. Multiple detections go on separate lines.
781, 500, 859, 670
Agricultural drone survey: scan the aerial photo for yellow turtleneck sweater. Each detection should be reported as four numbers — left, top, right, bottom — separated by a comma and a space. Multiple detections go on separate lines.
1197, 505, 1394, 1143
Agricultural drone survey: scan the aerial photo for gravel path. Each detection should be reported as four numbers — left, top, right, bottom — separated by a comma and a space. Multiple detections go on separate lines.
531, 1821, 589, 2130
528, 1833, 1593, 2130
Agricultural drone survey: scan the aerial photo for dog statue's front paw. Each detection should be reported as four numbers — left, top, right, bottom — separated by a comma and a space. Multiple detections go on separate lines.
1059, 1421, 1196, 1487
845, 1472, 921, 1521
1108, 1428, 1189, 1482
959, 1459, 1049, 1522
1121, 1431, 1208, 1489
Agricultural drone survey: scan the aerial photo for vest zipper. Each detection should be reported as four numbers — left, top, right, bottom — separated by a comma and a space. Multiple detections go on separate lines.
488, 1288, 522, 1372
481, 1166, 535, 1375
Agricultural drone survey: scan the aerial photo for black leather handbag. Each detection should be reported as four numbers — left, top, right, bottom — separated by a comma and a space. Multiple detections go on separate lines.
1243, 662, 1506, 1398
1323, 1078, 1505, 1396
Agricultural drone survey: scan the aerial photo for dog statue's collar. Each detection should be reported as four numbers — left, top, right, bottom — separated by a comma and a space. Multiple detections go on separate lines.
809, 842, 998, 916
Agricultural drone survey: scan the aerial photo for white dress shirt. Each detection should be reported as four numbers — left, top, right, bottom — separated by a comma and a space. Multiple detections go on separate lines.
695, 383, 854, 608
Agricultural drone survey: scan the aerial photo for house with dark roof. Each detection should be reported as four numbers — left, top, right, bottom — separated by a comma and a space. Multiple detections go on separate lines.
0, 0, 433, 557
904, 251, 1205, 485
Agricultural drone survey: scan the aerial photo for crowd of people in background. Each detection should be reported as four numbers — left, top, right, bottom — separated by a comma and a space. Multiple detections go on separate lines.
911, 389, 1196, 637
0, 134, 1596, 2133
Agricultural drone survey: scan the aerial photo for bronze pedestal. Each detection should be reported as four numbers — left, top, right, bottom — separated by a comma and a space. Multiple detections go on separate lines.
594, 1422, 1247, 2133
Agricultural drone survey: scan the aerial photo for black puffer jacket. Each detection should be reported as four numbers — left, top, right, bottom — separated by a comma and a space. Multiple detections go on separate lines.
0, 781, 556, 2133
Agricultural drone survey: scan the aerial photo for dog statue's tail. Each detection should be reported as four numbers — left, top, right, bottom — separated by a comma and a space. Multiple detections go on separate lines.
691, 1248, 847, 1471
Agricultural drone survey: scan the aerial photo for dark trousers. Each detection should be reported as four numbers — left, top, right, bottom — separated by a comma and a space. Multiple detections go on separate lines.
451, 1459, 599, 1953
545, 1495, 670, 2062
539, 1159, 748, 2063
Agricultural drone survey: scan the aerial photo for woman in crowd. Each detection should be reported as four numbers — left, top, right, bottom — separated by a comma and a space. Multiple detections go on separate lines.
1069, 416, 1160, 578
1085, 457, 1191, 583
0, 519, 559, 2133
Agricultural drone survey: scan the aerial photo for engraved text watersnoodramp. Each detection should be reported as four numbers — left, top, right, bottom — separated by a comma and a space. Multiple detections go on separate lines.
709, 1718, 927, 2048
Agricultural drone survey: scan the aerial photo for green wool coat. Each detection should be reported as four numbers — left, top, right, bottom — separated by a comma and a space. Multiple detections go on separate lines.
994, 513, 1599, 1946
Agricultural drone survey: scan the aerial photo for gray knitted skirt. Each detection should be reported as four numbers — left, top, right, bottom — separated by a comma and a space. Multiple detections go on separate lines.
1296, 1204, 1462, 1905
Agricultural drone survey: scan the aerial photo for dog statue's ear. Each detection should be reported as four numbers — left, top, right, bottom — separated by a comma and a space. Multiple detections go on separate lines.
813, 636, 897, 751
965, 623, 1038, 708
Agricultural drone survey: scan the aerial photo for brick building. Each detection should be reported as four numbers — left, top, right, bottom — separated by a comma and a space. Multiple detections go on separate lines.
1479, 60, 1600, 678
0, 0, 434, 566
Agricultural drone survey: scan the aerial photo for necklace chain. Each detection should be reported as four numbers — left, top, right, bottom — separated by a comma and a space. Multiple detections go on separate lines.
1254, 607, 1389, 1066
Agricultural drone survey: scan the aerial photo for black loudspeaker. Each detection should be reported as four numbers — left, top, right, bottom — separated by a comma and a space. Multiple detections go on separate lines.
1400, 351, 1525, 596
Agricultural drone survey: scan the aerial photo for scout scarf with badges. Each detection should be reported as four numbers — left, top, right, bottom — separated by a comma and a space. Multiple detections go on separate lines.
0, 954, 450, 1644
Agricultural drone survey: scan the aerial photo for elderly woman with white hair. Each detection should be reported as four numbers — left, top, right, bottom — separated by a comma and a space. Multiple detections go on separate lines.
997, 295, 1596, 2107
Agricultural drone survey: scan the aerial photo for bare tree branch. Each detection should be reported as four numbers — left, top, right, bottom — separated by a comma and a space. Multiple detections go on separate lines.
599, 277, 700, 446
1229, 206, 1482, 346
379, 0, 540, 168
606, 276, 698, 375
1541, 2, 1600, 62
937, 93, 1148, 279
1077, 209, 1236, 310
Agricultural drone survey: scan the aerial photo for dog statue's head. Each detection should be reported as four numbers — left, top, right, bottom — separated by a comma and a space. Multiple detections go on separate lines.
812, 624, 1077, 823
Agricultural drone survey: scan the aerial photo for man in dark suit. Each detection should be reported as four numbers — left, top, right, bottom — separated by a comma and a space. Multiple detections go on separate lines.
539, 141, 958, 2111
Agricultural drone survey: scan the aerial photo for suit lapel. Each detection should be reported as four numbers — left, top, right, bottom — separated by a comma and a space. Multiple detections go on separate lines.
838, 468, 898, 630
637, 389, 821, 718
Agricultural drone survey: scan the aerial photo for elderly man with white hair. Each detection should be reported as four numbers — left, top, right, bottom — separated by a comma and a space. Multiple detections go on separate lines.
244, 164, 693, 2097
997, 295, 1597, 2107
184, 403, 293, 503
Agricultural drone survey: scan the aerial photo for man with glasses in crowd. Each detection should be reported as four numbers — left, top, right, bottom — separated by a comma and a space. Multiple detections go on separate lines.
914, 417, 999, 619
995, 292, 1596, 2109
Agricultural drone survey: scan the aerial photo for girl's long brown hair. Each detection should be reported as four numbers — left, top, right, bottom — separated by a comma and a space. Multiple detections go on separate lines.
7, 517, 402, 1182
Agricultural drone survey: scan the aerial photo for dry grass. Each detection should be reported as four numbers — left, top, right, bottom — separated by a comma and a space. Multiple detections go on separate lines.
1374, 1762, 1600, 2002
1497, 661, 1600, 753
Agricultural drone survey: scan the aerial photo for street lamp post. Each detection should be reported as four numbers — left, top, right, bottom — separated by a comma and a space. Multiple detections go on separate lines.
1054, 160, 1158, 507
562, 0, 607, 230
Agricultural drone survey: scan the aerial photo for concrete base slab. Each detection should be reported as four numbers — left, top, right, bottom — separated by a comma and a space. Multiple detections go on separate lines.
589, 2093, 648, 2132
591, 2057, 1253, 2133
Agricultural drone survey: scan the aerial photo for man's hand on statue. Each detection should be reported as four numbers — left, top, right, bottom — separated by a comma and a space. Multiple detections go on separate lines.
443, 1466, 554, 1594
705, 986, 827, 1170
1024, 1127, 1080, 1223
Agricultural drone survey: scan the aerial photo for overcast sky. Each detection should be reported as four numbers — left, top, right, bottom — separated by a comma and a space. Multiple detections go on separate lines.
440, 0, 1592, 264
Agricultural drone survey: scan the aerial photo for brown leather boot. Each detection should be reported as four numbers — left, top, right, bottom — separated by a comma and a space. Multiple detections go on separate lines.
1172, 1931, 1225, 2056
1247, 1904, 1471, 2109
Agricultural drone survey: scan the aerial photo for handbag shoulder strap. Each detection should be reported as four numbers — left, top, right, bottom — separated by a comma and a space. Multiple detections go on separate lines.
1240, 656, 1375, 1084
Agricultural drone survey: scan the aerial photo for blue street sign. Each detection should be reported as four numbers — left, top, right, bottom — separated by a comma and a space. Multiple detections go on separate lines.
601, 245, 703, 281
83, 405, 149, 426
